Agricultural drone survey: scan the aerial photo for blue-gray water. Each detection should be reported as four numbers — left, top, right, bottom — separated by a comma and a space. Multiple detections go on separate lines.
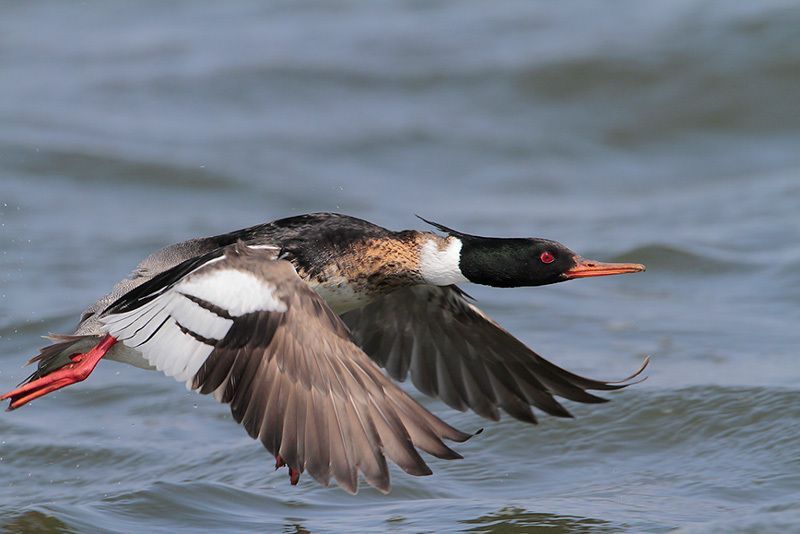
1, 1, 799, 532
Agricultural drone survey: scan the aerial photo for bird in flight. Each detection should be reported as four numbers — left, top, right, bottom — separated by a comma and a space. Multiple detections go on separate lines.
2, 213, 647, 493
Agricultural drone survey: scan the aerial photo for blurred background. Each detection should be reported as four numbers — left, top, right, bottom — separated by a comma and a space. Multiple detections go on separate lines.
1, 1, 798, 532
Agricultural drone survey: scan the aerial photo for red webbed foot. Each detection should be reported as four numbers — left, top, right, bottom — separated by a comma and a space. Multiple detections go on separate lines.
1, 335, 116, 410
274, 454, 301, 485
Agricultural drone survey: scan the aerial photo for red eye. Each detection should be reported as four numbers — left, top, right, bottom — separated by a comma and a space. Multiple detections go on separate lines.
540, 251, 555, 264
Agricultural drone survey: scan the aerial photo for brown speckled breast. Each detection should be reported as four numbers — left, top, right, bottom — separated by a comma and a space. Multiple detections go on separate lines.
292, 231, 444, 314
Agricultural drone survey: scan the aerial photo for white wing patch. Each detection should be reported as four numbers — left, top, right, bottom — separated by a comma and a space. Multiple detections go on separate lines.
176, 269, 287, 316
101, 264, 288, 384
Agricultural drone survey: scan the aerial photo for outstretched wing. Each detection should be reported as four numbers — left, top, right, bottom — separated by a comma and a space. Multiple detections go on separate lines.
100, 243, 470, 494
341, 285, 648, 424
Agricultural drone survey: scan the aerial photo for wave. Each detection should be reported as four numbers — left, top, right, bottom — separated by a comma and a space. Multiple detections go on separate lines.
611, 243, 748, 274
473, 385, 800, 461
0, 144, 237, 190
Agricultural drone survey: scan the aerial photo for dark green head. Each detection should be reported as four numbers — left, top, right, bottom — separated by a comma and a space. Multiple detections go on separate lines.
418, 216, 645, 288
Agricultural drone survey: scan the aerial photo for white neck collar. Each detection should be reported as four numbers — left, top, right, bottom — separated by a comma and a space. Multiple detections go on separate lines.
418, 237, 468, 286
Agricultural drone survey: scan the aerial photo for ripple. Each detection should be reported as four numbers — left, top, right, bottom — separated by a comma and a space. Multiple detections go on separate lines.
0, 510, 74, 534
1, 439, 152, 474
95, 481, 296, 531
462, 506, 618, 533
484, 386, 800, 457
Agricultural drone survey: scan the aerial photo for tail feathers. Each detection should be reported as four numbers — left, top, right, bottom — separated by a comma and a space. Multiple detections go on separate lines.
20, 335, 100, 386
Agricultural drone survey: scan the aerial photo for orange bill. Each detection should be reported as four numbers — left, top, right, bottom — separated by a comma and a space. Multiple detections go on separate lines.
565, 257, 646, 279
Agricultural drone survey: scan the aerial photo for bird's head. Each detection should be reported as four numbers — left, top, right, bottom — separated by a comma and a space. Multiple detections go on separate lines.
418, 216, 645, 288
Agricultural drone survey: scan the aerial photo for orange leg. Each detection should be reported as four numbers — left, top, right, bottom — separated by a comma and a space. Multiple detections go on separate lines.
1, 334, 117, 410
274, 454, 300, 485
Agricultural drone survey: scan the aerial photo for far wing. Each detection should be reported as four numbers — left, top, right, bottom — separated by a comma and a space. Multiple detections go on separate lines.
341, 285, 648, 424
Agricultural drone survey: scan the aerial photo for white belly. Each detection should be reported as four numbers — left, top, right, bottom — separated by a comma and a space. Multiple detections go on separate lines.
105, 342, 156, 370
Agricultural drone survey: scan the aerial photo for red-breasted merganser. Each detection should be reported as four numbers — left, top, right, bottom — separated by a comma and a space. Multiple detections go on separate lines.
1, 213, 647, 494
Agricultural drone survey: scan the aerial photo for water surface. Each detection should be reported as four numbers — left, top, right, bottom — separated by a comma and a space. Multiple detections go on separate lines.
1, 1, 799, 532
